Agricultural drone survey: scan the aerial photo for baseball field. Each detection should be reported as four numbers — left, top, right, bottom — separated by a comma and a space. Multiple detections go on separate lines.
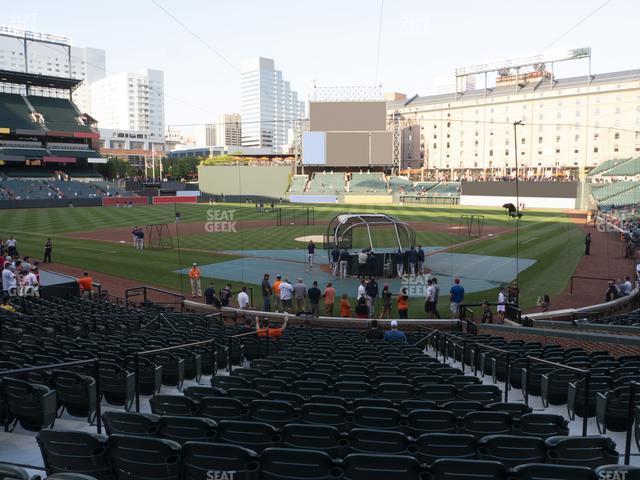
1, 202, 585, 314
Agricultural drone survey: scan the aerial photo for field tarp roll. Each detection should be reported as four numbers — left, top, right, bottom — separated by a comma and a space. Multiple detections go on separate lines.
152, 195, 198, 204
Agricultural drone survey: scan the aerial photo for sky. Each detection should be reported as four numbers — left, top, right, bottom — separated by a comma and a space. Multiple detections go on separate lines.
4, 0, 639, 129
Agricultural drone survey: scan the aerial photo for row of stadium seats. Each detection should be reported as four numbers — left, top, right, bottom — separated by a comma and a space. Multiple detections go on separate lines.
102, 410, 617, 469
33, 429, 629, 480
0, 92, 92, 132
0, 179, 129, 200
292, 173, 461, 194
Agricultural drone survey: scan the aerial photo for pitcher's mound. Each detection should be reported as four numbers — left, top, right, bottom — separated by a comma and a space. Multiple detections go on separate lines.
294, 235, 326, 243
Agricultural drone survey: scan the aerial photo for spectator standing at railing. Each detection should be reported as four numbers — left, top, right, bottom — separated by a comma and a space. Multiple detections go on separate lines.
324, 283, 336, 316
237, 286, 250, 309
449, 278, 465, 317
279, 277, 294, 312
293, 278, 307, 314
2, 264, 15, 297
261, 273, 272, 312
497, 287, 506, 324
77, 272, 93, 299
220, 284, 232, 307
308, 281, 321, 317
272, 275, 282, 312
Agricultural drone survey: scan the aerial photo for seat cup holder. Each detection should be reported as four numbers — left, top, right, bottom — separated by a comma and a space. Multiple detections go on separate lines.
148, 426, 160, 434
407, 444, 419, 454
455, 421, 465, 429
245, 461, 260, 472
476, 446, 489, 456
271, 434, 282, 443
292, 412, 301, 419
346, 416, 355, 423
329, 467, 344, 479
165, 454, 181, 465
399, 420, 409, 427
92, 446, 107, 456
337, 438, 350, 448
546, 450, 558, 459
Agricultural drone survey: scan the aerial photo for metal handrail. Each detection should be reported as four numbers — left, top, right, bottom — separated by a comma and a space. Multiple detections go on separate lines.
0, 358, 102, 434
624, 380, 638, 465
133, 338, 217, 412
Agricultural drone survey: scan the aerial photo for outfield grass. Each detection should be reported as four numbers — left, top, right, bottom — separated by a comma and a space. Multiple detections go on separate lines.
0, 203, 584, 315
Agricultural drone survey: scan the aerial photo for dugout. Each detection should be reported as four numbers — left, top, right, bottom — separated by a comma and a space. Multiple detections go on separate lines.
325, 213, 416, 276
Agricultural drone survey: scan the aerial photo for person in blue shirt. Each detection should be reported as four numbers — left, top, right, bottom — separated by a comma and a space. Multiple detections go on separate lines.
384, 320, 407, 342
417, 245, 425, 275
407, 246, 418, 276
307, 240, 316, 266
449, 277, 465, 318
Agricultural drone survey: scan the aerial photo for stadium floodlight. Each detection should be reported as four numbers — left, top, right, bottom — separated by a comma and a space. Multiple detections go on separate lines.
455, 47, 591, 77
0, 25, 71, 46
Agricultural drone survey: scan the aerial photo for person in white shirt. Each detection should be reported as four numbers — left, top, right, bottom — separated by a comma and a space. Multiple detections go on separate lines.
497, 287, 506, 324
425, 279, 437, 319
279, 278, 294, 312
357, 279, 366, 300
623, 276, 633, 296
237, 286, 250, 309
6, 237, 17, 257
2, 265, 16, 296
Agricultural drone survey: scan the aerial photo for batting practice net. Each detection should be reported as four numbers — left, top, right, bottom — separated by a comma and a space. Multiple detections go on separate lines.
146, 223, 174, 249
276, 206, 315, 226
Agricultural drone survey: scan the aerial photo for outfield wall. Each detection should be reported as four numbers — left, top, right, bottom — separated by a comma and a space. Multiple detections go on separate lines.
460, 181, 579, 209
198, 165, 291, 198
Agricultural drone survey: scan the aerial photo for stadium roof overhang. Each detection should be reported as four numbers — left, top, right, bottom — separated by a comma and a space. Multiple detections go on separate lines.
0, 69, 82, 91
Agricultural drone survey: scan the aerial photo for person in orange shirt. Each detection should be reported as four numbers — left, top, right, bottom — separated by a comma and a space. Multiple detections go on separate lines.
323, 282, 336, 316
188, 262, 202, 297
272, 275, 282, 312
397, 287, 409, 319
256, 314, 289, 338
77, 272, 93, 299
340, 293, 351, 318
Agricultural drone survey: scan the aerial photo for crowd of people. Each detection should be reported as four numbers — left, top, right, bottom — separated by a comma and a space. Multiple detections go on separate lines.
1, 237, 41, 309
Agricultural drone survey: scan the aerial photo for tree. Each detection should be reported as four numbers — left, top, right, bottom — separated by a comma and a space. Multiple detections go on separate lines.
97, 157, 138, 179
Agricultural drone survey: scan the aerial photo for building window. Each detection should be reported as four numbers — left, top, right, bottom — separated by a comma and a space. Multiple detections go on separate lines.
555, 148, 560, 154
521, 138, 526, 144
574, 134, 580, 142
614, 145, 619, 152
556, 136, 561, 142
614, 132, 620, 140
538, 136, 543, 144
593, 147, 599, 153
433, 143, 437, 149
574, 148, 579, 154
594, 132, 599, 140
489, 149, 494, 156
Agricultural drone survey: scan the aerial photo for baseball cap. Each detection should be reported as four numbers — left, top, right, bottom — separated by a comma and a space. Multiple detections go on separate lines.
276, 274, 281, 279
192, 262, 197, 266
391, 320, 398, 327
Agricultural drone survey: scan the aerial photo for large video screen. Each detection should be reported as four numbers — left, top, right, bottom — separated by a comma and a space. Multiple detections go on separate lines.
309, 101, 387, 132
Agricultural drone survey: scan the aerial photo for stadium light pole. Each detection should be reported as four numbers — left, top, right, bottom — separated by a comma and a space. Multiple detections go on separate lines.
513, 120, 523, 286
